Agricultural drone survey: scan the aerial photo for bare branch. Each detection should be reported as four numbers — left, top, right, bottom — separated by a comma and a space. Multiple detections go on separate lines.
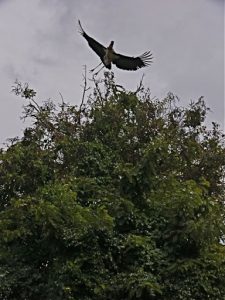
133, 73, 145, 95
59, 92, 65, 105
80, 65, 90, 110
77, 65, 91, 124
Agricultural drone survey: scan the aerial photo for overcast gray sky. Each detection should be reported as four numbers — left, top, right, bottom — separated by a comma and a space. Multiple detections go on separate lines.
0, 0, 224, 146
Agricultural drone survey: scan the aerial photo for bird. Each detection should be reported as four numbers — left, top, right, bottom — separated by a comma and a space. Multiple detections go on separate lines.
78, 20, 153, 75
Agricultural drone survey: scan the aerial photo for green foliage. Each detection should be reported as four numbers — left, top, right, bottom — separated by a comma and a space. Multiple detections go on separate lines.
0, 73, 225, 299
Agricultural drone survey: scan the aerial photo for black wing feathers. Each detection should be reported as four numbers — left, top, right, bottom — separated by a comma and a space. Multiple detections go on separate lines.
113, 51, 153, 71
78, 20, 105, 60
78, 20, 153, 71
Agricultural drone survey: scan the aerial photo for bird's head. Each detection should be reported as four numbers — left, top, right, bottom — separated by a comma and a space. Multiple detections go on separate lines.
108, 41, 114, 49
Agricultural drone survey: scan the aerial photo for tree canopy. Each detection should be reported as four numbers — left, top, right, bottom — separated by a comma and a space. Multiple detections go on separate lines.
0, 72, 225, 299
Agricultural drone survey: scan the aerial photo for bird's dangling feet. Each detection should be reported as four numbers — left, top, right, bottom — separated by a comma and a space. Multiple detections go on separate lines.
89, 62, 103, 74
93, 66, 104, 76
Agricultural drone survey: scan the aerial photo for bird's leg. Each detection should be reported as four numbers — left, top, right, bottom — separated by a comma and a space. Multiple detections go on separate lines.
90, 62, 103, 73
93, 65, 105, 76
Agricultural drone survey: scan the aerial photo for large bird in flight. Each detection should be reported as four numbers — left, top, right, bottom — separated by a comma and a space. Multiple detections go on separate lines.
78, 20, 153, 75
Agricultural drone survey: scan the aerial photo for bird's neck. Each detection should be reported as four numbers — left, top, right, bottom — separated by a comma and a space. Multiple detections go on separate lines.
108, 42, 114, 50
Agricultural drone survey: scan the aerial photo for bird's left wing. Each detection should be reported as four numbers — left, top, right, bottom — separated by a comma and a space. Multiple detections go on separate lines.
112, 51, 153, 71
78, 20, 106, 60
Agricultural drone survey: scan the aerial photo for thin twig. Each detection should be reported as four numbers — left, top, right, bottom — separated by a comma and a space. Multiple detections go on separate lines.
59, 92, 65, 111
78, 65, 90, 124
133, 74, 145, 95
80, 65, 90, 110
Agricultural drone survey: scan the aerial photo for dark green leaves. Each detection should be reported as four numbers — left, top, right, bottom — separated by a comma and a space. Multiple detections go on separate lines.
0, 75, 224, 299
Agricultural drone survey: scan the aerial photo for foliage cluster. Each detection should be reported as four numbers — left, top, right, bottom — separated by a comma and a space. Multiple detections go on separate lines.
0, 73, 225, 299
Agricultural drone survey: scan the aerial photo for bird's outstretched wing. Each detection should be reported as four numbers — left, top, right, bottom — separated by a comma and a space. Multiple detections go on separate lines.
112, 51, 153, 71
78, 20, 106, 60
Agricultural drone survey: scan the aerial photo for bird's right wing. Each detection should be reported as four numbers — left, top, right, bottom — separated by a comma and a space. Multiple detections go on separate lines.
78, 20, 106, 60
112, 51, 153, 71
